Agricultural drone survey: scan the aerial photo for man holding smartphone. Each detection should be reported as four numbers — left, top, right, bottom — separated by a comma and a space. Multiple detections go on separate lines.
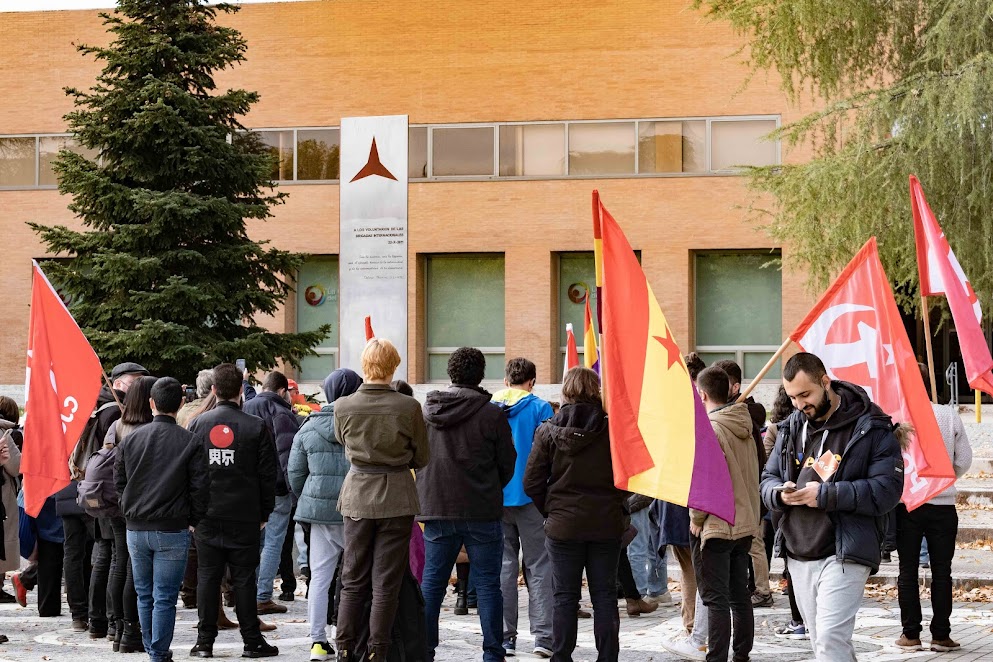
762, 353, 903, 662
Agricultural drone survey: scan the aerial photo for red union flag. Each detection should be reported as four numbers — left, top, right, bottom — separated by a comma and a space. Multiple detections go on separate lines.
910, 175, 993, 396
789, 239, 955, 510
22, 262, 102, 516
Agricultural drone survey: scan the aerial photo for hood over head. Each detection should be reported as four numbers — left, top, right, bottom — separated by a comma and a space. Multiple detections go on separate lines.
323, 369, 363, 404
543, 401, 609, 455
424, 386, 494, 428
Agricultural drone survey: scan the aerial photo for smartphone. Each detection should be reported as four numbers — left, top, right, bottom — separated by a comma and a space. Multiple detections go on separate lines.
772, 485, 797, 494
236, 358, 246, 373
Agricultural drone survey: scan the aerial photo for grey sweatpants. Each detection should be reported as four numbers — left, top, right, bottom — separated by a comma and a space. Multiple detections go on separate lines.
501, 503, 553, 648
789, 555, 870, 661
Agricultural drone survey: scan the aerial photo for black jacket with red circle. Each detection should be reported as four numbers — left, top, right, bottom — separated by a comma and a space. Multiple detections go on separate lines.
188, 400, 277, 525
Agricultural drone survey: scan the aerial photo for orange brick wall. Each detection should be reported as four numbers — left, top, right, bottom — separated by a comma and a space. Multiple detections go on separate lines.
0, 0, 817, 388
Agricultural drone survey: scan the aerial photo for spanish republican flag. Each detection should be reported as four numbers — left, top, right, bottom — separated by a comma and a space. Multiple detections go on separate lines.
594, 192, 735, 522
583, 297, 600, 374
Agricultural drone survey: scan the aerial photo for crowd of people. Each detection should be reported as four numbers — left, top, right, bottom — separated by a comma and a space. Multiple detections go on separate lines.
0, 340, 974, 662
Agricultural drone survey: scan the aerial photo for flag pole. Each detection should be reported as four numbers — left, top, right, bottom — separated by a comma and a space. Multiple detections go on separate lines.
101, 370, 124, 410
737, 337, 793, 403
920, 294, 939, 404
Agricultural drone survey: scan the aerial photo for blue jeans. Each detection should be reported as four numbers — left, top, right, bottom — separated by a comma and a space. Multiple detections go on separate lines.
127, 529, 191, 662
257, 494, 292, 601
422, 520, 504, 662
628, 509, 666, 596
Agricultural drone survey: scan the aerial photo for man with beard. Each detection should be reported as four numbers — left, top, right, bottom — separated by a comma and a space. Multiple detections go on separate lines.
762, 352, 903, 662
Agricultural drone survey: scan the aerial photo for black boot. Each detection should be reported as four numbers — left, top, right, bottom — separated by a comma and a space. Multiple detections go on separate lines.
119, 621, 144, 654
190, 639, 214, 658
454, 578, 469, 616
113, 619, 123, 652
242, 637, 279, 658
107, 619, 117, 642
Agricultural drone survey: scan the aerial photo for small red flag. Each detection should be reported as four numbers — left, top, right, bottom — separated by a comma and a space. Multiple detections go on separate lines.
789, 239, 955, 510
22, 262, 103, 516
563, 324, 579, 380
365, 316, 375, 341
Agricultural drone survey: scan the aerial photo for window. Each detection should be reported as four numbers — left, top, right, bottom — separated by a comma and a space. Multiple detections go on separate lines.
256, 130, 294, 181
431, 127, 495, 177
296, 256, 339, 382
0, 137, 36, 187
710, 119, 778, 171
499, 124, 566, 176
409, 126, 428, 179
695, 251, 782, 379
296, 129, 339, 181
568, 122, 635, 175
558, 253, 599, 367
38, 136, 98, 186
638, 121, 706, 173
425, 254, 505, 382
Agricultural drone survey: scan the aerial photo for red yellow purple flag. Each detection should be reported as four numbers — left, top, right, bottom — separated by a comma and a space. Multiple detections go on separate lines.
583, 297, 600, 374
594, 192, 735, 522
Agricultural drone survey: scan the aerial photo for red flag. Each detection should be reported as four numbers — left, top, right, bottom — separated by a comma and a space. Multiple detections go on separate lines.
364, 316, 375, 342
910, 175, 993, 396
789, 239, 955, 510
563, 323, 579, 380
22, 262, 103, 516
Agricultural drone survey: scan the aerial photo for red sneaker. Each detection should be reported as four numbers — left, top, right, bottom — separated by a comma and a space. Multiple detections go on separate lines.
11, 574, 26, 607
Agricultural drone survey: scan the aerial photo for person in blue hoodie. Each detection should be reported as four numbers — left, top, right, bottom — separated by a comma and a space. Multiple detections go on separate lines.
492, 357, 554, 658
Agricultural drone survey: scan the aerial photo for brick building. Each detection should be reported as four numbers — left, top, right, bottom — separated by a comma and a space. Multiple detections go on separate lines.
0, 0, 817, 399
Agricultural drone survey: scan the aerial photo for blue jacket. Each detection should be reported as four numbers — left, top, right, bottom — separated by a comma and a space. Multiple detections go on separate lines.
287, 405, 351, 525
493, 389, 554, 507
761, 381, 904, 573
654, 500, 690, 549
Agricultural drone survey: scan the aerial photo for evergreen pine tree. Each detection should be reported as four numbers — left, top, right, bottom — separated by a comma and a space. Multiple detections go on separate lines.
696, 0, 993, 314
30, 0, 330, 382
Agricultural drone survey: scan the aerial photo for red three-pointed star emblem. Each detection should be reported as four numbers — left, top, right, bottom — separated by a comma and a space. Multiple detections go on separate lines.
654, 328, 686, 373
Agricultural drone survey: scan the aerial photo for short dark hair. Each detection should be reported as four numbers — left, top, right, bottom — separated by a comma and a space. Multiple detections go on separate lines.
684, 352, 706, 382
561, 367, 601, 405
0, 396, 19, 424
212, 363, 243, 400
505, 357, 537, 386
448, 347, 486, 386
919, 362, 932, 400
697, 366, 730, 404
122, 375, 158, 425
712, 359, 742, 386
783, 352, 827, 383
391, 379, 414, 396
262, 370, 289, 393
151, 377, 183, 415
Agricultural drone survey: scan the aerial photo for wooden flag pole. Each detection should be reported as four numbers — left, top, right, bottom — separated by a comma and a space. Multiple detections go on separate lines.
737, 337, 793, 403
921, 294, 939, 404
101, 370, 124, 410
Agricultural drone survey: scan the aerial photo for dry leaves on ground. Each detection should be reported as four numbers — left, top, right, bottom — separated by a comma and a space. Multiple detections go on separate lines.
953, 586, 993, 603
957, 538, 993, 551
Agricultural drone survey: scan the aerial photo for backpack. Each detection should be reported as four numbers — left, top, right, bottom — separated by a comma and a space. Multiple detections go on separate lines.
76, 444, 120, 518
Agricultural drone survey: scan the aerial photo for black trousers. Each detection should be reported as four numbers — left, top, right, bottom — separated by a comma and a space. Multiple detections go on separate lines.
108, 517, 139, 623
883, 509, 898, 553
616, 551, 641, 600
62, 514, 94, 621
783, 560, 802, 624
181, 537, 198, 605
278, 514, 296, 595
693, 535, 753, 662
546, 537, 620, 662
196, 521, 262, 644
37, 539, 65, 617
89, 520, 113, 630
896, 503, 957, 641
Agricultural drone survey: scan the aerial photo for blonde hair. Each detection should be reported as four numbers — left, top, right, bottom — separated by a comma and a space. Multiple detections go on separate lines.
362, 338, 402, 381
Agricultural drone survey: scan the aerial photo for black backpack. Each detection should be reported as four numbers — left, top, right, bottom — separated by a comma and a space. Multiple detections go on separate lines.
76, 444, 120, 518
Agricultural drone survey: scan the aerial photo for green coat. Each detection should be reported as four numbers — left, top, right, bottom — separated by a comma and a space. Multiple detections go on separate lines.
287, 406, 351, 525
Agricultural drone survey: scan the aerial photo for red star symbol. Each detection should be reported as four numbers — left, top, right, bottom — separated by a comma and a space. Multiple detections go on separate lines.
350, 137, 397, 183
653, 328, 686, 373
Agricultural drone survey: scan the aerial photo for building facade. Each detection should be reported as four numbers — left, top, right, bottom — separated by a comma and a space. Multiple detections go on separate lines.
0, 0, 817, 397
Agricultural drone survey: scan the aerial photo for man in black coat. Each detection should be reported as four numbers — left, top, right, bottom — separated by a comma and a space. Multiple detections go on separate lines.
188, 363, 278, 659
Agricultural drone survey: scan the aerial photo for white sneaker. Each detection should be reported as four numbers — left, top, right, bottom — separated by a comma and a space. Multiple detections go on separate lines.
532, 645, 552, 658
660, 635, 707, 661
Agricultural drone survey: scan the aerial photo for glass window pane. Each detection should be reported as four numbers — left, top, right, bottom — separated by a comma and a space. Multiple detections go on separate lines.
696, 352, 736, 368
744, 352, 780, 380
499, 124, 566, 176
710, 120, 778, 171
431, 127, 494, 176
409, 127, 427, 179
568, 122, 635, 175
429, 353, 505, 382
426, 254, 505, 381
638, 121, 705, 173
299, 353, 337, 384
297, 256, 339, 354
558, 253, 598, 347
297, 129, 339, 181
39, 136, 99, 186
256, 130, 294, 181
0, 137, 36, 186
696, 252, 782, 346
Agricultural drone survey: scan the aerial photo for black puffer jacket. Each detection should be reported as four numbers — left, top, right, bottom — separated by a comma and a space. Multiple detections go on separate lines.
417, 386, 516, 521
761, 381, 904, 572
243, 390, 300, 497
523, 402, 627, 542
